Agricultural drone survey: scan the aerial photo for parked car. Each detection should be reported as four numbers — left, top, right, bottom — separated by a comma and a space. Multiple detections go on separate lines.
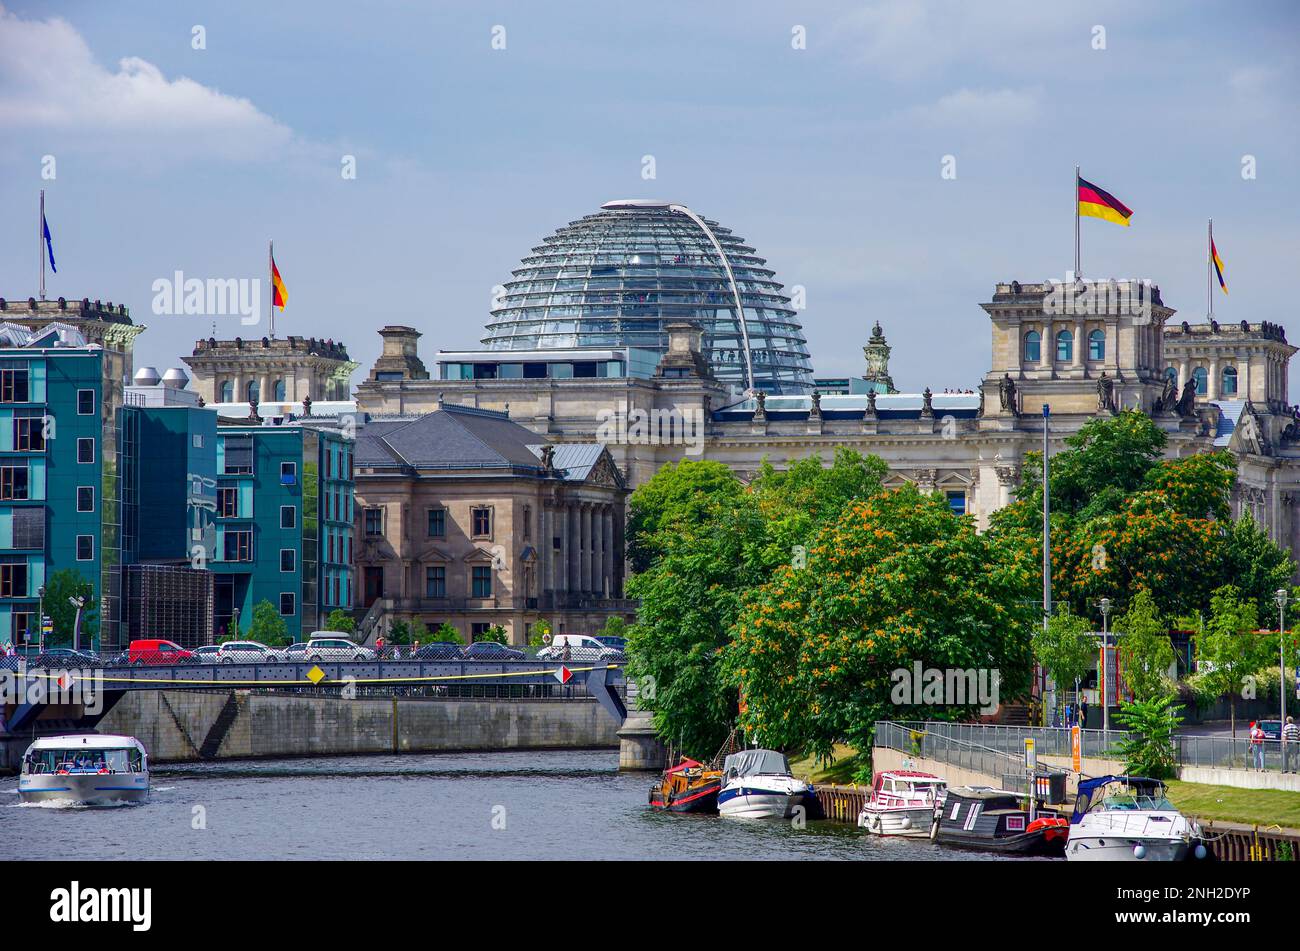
128, 639, 195, 666
216, 640, 285, 664
594, 635, 628, 651
537, 633, 621, 663
281, 642, 309, 662
1259, 719, 1282, 741
30, 647, 102, 668
193, 645, 223, 664
413, 641, 464, 661
463, 641, 525, 661
303, 636, 376, 662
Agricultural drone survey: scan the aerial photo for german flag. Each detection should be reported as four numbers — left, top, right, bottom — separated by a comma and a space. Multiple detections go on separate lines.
271, 250, 288, 309
1211, 236, 1227, 294
1078, 176, 1133, 227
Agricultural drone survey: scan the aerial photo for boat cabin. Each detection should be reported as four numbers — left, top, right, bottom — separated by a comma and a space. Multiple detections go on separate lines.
22, 735, 147, 776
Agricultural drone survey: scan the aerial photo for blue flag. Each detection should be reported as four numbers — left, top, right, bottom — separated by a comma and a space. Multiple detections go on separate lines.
42, 211, 56, 274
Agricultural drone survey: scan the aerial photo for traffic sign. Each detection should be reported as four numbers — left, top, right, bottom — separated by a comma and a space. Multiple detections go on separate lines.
1071, 725, 1081, 772
553, 665, 572, 685
1024, 737, 1037, 771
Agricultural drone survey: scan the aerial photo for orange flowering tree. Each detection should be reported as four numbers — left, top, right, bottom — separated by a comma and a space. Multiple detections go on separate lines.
720, 485, 1038, 773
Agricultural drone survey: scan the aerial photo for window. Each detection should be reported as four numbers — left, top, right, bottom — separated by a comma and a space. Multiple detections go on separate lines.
471, 507, 492, 537
217, 487, 238, 517
224, 530, 253, 561
471, 565, 492, 598
245, 380, 258, 403
427, 508, 446, 538
1088, 329, 1105, 361
0, 466, 29, 501
280, 462, 297, 486
425, 566, 446, 598
471, 623, 492, 639
1023, 331, 1041, 363
77, 389, 96, 415
0, 366, 29, 403
0, 562, 28, 597
280, 549, 296, 572
273, 379, 286, 401
281, 505, 296, 529
279, 593, 296, 616
1222, 365, 1238, 396
1055, 329, 1073, 362
364, 507, 384, 536
523, 506, 531, 541
219, 380, 233, 402
11, 508, 43, 549
946, 491, 967, 517
193, 434, 204, 449
76, 535, 94, 561
1165, 366, 1178, 384
223, 436, 252, 474
77, 486, 94, 512
13, 416, 45, 452
1193, 366, 1208, 395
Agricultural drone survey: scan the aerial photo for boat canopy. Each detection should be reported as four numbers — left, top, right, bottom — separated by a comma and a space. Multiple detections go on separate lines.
723, 749, 791, 778
1070, 775, 1166, 823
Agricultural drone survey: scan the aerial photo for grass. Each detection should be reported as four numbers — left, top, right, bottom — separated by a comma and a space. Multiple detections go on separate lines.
1166, 780, 1300, 830
788, 744, 862, 785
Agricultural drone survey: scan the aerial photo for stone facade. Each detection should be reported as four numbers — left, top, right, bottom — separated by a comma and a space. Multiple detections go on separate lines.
184, 335, 358, 405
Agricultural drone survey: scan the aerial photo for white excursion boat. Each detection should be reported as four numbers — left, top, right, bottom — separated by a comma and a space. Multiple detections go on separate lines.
1066, 775, 1207, 862
717, 749, 816, 819
18, 734, 150, 806
857, 770, 947, 837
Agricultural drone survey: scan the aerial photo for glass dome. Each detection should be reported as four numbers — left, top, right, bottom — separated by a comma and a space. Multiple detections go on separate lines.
481, 200, 815, 393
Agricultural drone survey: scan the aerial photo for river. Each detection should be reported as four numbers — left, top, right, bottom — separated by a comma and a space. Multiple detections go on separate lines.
2, 749, 1013, 860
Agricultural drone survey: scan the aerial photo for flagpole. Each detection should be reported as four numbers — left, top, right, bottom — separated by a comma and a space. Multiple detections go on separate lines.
1207, 219, 1213, 319
39, 190, 46, 301
1073, 165, 1081, 280
269, 239, 274, 338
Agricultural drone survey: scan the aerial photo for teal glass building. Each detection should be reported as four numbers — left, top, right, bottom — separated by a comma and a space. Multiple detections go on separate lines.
213, 424, 354, 640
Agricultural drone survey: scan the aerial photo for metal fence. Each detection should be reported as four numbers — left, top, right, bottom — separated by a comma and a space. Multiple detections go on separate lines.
1176, 733, 1297, 773
888, 720, 1125, 760
874, 721, 1061, 780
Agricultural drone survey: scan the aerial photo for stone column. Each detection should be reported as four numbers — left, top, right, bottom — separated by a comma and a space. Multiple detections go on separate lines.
602, 507, 614, 598
592, 505, 605, 598
1106, 320, 1118, 371
1208, 357, 1220, 400
1072, 320, 1084, 369
556, 504, 569, 594
1040, 321, 1053, 372
568, 504, 581, 595
580, 504, 593, 594
540, 505, 553, 595
1179, 359, 1189, 389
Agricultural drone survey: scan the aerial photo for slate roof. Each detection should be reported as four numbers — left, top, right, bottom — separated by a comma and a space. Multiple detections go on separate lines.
527, 443, 606, 481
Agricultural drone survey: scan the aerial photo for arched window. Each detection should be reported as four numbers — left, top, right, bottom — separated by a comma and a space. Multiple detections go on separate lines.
1221, 365, 1238, 396
1165, 366, 1178, 384
1056, 329, 1073, 362
219, 380, 233, 402
1088, 329, 1105, 361
273, 379, 286, 401
245, 380, 259, 403
1023, 330, 1041, 363
1192, 366, 1208, 395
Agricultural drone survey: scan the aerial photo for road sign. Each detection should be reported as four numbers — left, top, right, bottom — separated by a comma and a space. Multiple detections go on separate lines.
553, 665, 572, 685
1024, 737, 1037, 771
1071, 724, 1081, 772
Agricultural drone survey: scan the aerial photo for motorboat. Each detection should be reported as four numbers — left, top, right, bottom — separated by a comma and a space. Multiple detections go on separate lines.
858, 769, 947, 837
17, 734, 149, 806
930, 786, 1069, 856
717, 748, 817, 819
1066, 775, 1208, 862
648, 758, 723, 814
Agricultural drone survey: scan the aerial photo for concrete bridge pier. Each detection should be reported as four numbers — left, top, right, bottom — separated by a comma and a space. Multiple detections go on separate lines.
617, 708, 666, 771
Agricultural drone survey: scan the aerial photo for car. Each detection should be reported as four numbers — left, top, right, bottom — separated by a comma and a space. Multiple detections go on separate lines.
1259, 719, 1282, 741
127, 639, 195, 666
594, 635, 628, 651
29, 647, 102, 668
536, 633, 619, 663
216, 641, 285, 664
281, 642, 309, 662
413, 641, 465, 661
463, 641, 525, 661
193, 645, 223, 664
303, 636, 375, 662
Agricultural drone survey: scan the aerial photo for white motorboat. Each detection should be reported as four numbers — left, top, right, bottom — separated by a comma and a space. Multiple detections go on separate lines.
1066, 775, 1206, 862
18, 734, 149, 806
717, 749, 816, 819
857, 769, 947, 837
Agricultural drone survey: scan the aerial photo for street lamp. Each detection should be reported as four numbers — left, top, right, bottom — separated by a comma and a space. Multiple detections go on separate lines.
1276, 589, 1289, 772
1099, 597, 1113, 741
36, 584, 45, 651
69, 595, 86, 652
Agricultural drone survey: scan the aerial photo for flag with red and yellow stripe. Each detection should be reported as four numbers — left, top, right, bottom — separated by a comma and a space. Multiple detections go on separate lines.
1078, 176, 1133, 227
271, 250, 288, 309
1211, 236, 1227, 294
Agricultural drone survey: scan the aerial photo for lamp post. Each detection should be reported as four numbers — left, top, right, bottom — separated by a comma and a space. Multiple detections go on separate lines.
36, 584, 45, 652
1100, 597, 1113, 742
1276, 589, 1289, 771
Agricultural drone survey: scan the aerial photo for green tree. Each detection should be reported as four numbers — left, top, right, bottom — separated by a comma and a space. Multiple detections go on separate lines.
721, 485, 1038, 777
626, 459, 744, 574
1195, 585, 1267, 736
477, 625, 508, 644
1033, 606, 1095, 714
1112, 694, 1183, 779
1115, 589, 1176, 702
324, 608, 355, 634
248, 599, 288, 646
599, 616, 627, 639
42, 569, 98, 647
430, 622, 464, 645
527, 619, 549, 648
388, 620, 411, 644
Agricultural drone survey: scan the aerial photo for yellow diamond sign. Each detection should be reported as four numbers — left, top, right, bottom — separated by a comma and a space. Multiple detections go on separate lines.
306, 665, 327, 684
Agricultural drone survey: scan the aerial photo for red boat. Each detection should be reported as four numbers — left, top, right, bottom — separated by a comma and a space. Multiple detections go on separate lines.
648, 758, 723, 814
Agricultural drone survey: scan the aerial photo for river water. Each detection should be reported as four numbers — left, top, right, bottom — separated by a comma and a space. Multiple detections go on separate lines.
2, 749, 1011, 861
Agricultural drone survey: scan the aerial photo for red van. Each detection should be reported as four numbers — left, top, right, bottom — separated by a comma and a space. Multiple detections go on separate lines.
127, 639, 194, 666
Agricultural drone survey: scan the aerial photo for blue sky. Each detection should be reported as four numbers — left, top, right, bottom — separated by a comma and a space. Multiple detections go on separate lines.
1, 0, 1297, 397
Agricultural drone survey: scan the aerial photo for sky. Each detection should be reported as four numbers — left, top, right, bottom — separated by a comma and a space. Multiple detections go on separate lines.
1, 0, 1297, 397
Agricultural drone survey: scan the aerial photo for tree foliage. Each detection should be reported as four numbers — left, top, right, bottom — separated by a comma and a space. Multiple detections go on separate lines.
1033, 607, 1094, 703
1195, 584, 1268, 736
248, 599, 288, 646
1112, 694, 1183, 779
324, 608, 355, 634
43, 568, 98, 646
1114, 589, 1176, 702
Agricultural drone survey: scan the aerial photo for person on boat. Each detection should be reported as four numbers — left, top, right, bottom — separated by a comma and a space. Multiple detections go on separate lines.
1249, 721, 1266, 771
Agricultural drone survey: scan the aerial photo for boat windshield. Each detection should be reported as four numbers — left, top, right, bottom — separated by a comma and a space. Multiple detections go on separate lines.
24, 747, 144, 775
1096, 792, 1174, 812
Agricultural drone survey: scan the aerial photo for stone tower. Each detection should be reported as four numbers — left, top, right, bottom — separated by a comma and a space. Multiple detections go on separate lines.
863, 321, 896, 393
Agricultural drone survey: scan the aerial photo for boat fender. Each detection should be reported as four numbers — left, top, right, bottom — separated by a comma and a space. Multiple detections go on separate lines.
1133, 844, 1147, 860
1194, 844, 1208, 860
929, 815, 940, 842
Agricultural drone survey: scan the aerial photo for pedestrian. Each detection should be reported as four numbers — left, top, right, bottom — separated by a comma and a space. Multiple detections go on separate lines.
1249, 721, 1266, 771
1064, 703, 1073, 728
1080, 698, 1090, 729
1283, 716, 1299, 774
376, 634, 386, 659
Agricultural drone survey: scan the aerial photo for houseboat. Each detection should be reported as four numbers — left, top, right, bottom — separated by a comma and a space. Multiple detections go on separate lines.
649, 758, 723, 814
930, 786, 1068, 856
858, 769, 947, 837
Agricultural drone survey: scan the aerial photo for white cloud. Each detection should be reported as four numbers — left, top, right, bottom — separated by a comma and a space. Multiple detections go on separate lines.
0, 5, 292, 160
905, 86, 1043, 127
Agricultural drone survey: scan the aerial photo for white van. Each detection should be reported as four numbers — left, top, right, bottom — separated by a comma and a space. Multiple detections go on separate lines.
537, 633, 615, 662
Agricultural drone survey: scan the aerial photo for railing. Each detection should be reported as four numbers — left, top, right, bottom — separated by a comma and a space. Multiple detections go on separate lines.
874, 721, 1062, 781
1177, 734, 1295, 773
888, 720, 1125, 761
